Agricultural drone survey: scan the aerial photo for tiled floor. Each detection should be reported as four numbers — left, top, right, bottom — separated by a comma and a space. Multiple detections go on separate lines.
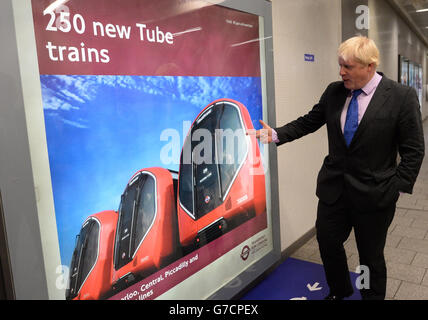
291, 120, 428, 300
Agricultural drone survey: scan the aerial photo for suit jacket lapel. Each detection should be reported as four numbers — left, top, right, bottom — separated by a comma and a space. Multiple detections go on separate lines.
348, 75, 392, 148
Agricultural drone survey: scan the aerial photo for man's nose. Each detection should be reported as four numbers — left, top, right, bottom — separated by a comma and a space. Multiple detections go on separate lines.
339, 66, 346, 76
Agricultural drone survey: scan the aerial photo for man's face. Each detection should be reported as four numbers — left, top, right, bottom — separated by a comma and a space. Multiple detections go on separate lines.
338, 57, 375, 90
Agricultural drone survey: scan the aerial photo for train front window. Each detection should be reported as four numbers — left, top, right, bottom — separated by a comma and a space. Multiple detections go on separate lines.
68, 231, 85, 299
218, 104, 247, 197
179, 102, 248, 220
133, 175, 156, 253
179, 137, 194, 215
115, 178, 139, 269
192, 107, 222, 219
67, 219, 99, 299
79, 221, 99, 288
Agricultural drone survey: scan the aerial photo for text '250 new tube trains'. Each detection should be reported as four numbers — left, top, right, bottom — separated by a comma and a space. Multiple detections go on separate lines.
177, 98, 266, 250
66, 98, 266, 299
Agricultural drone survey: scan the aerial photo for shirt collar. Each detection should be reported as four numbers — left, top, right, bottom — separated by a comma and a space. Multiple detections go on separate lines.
353, 72, 382, 96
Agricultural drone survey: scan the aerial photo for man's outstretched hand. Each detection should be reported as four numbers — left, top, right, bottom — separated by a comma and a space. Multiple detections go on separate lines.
247, 120, 274, 144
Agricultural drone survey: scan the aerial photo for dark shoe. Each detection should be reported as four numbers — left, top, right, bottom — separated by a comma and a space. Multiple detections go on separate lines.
324, 291, 352, 300
324, 294, 344, 300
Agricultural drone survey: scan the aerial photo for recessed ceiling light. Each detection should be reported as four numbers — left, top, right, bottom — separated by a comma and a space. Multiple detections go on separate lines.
416, 8, 428, 12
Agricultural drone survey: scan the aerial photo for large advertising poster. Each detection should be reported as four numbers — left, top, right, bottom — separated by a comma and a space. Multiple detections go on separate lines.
409, 61, 415, 89
399, 55, 424, 107
30, 0, 270, 300
416, 64, 423, 106
399, 55, 408, 86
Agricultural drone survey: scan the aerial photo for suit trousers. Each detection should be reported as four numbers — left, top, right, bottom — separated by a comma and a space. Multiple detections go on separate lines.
316, 192, 396, 300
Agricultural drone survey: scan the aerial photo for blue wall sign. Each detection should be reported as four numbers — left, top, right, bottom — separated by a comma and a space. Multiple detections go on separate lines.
304, 54, 315, 62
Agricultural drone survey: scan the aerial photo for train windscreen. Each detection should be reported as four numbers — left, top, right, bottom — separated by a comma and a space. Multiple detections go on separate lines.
132, 175, 156, 254
218, 104, 247, 197
179, 142, 194, 215
114, 173, 156, 270
67, 219, 100, 299
179, 102, 248, 220
192, 107, 222, 218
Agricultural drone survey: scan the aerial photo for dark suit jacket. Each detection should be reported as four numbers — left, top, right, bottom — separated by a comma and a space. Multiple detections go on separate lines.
275, 73, 425, 212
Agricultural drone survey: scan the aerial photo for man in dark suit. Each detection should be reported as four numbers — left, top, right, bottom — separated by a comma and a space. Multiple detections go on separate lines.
253, 36, 425, 300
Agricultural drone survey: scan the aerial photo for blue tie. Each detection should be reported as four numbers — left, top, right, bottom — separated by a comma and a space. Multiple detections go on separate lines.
344, 89, 363, 147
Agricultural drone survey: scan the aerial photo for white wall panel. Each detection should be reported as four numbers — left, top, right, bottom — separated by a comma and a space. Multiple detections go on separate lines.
271, 0, 342, 251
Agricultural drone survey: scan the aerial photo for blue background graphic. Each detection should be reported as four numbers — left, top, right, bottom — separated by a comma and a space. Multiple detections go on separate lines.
40, 75, 263, 267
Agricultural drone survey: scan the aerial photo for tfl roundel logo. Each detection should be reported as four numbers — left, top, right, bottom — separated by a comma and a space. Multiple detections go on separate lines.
240, 245, 250, 261
204, 195, 211, 204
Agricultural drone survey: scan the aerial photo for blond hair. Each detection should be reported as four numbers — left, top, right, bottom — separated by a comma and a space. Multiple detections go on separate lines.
338, 36, 380, 67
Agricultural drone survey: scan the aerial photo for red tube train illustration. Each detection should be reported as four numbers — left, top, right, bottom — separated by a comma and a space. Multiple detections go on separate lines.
111, 167, 179, 291
66, 98, 265, 298
66, 210, 118, 300
177, 98, 266, 250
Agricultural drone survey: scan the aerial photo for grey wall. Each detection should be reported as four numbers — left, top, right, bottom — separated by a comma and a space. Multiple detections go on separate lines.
369, 0, 427, 118
0, 0, 49, 299
271, 0, 342, 251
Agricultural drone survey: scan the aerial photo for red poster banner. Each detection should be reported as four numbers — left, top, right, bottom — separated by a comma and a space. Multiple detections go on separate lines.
31, 0, 261, 76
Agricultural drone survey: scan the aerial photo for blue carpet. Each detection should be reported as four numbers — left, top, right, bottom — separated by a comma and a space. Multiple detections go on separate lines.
241, 257, 362, 300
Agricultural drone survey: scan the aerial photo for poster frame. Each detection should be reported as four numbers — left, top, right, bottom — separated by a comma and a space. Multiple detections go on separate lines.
0, 0, 281, 300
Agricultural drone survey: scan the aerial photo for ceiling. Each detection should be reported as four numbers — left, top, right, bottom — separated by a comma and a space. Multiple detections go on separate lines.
391, 0, 428, 46
267, 0, 428, 47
